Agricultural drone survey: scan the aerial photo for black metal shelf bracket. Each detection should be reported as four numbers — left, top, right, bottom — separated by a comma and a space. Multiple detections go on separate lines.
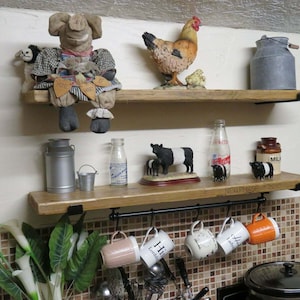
109, 194, 267, 221
292, 182, 300, 191
255, 92, 300, 105
67, 204, 83, 215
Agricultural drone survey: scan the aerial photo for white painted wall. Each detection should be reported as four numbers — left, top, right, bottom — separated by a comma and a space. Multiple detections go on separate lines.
1, 8, 300, 226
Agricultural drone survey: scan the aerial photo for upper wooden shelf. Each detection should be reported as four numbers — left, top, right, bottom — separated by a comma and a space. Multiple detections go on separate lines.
23, 89, 300, 104
28, 172, 300, 215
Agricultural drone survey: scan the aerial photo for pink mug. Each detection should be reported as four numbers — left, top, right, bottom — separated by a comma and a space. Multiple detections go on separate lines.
100, 231, 140, 268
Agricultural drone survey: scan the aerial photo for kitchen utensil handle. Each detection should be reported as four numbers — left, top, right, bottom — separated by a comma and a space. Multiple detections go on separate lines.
161, 258, 177, 281
175, 257, 191, 287
118, 267, 135, 300
192, 287, 209, 300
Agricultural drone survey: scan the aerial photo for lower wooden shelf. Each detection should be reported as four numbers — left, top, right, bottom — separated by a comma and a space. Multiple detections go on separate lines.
28, 172, 300, 215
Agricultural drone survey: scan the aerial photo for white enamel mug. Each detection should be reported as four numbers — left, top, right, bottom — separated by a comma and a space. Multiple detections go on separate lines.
184, 220, 218, 260
216, 217, 249, 255
140, 227, 175, 268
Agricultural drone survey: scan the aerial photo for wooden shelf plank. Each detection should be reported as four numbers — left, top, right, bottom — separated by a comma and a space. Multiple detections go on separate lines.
28, 172, 300, 215
23, 89, 300, 104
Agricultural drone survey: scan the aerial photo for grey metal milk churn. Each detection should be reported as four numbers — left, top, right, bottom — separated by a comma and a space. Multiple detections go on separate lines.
250, 35, 297, 90
45, 139, 76, 193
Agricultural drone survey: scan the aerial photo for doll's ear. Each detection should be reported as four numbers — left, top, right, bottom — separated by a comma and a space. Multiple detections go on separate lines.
48, 12, 70, 36
85, 14, 102, 39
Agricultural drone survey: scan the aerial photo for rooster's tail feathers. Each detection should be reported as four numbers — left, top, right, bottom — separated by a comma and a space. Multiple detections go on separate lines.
142, 32, 157, 50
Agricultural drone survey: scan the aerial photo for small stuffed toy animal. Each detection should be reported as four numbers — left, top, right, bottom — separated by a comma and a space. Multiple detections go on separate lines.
15, 44, 42, 93
31, 13, 121, 133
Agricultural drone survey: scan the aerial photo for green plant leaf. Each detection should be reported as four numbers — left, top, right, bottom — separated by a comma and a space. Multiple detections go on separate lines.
19, 222, 50, 282
0, 264, 24, 300
65, 231, 106, 292
49, 214, 73, 273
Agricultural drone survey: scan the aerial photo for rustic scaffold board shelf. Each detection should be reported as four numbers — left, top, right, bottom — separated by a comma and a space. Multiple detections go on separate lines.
28, 172, 300, 215
23, 89, 300, 104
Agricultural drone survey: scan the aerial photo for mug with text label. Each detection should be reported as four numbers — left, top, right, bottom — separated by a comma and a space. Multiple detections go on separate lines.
216, 217, 249, 255
140, 227, 175, 268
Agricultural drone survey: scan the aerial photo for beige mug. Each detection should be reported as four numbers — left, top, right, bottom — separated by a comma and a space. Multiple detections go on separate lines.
100, 231, 140, 268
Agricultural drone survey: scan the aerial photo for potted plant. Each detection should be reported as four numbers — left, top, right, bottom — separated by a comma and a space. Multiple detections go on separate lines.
0, 213, 107, 299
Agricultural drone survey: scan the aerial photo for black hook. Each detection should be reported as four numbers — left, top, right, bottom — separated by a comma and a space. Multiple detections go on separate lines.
256, 201, 262, 213
149, 208, 155, 228
193, 205, 201, 221
115, 214, 121, 233
226, 201, 231, 217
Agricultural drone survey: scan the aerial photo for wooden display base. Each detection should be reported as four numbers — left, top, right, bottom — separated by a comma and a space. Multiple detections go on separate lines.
140, 172, 201, 186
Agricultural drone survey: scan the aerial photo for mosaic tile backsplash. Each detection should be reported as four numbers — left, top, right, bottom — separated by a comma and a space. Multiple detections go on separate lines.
0, 197, 299, 300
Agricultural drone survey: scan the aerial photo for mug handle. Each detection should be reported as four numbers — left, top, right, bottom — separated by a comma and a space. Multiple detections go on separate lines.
110, 230, 127, 243
252, 213, 267, 223
140, 227, 158, 249
218, 217, 234, 236
190, 220, 204, 234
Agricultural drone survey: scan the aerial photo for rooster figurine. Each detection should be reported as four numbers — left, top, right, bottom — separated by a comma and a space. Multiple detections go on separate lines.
142, 16, 201, 86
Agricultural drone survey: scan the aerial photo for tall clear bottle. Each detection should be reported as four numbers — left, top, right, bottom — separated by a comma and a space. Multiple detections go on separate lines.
109, 138, 128, 186
208, 119, 231, 179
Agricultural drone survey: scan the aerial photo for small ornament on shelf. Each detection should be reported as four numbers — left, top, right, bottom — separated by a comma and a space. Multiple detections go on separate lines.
140, 143, 200, 186
208, 119, 231, 181
142, 16, 202, 89
249, 161, 274, 180
18, 13, 122, 133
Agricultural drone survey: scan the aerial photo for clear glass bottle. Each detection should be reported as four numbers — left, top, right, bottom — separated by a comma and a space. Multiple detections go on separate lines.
109, 138, 128, 186
208, 119, 231, 179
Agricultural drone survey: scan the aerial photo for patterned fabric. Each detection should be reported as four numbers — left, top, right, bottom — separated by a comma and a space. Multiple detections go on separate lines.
31, 47, 122, 102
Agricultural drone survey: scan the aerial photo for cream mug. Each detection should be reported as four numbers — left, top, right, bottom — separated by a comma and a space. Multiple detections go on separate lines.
216, 217, 249, 255
100, 231, 140, 268
140, 227, 175, 268
184, 220, 218, 260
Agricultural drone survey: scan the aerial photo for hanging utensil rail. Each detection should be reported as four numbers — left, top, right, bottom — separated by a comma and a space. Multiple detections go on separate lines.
109, 194, 266, 220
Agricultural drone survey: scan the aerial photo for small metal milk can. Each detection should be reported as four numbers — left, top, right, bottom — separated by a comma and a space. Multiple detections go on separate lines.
45, 138, 76, 193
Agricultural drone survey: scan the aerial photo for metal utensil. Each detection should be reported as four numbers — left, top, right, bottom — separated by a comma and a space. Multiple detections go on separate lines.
160, 258, 182, 299
144, 261, 168, 299
192, 287, 209, 300
175, 257, 193, 300
118, 267, 135, 300
92, 280, 113, 299
106, 268, 125, 299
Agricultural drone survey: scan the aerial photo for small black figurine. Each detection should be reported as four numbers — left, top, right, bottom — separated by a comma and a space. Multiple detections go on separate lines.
250, 161, 274, 179
145, 158, 161, 176
211, 164, 227, 182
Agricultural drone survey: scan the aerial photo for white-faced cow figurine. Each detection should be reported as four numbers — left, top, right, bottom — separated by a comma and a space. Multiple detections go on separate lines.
150, 144, 193, 175
249, 161, 274, 180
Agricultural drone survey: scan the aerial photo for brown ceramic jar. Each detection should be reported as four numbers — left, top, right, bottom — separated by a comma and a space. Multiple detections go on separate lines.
256, 137, 281, 175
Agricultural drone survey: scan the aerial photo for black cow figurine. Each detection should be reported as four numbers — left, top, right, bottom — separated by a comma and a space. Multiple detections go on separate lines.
145, 158, 161, 176
150, 143, 193, 175
211, 164, 227, 182
249, 161, 274, 180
